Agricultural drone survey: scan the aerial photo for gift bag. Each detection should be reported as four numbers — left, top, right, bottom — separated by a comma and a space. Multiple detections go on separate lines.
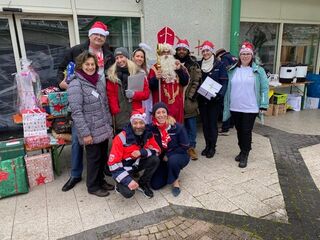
48, 92, 68, 116
25, 153, 54, 188
22, 109, 47, 137
0, 156, 29, 198
24, 135, 50, 149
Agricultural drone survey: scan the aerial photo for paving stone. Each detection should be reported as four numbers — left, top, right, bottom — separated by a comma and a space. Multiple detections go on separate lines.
138, 236, 148, 240
148, 226, 158, 234
155, 232, 162, 239
165, 220, 176, 229
140, 228, 149, 235
157, 223, 167, 231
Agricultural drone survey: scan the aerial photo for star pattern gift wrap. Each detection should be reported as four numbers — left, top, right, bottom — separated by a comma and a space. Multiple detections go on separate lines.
0, 156, 29, 198
25, 153, 54, 188
48, 92, 68, 116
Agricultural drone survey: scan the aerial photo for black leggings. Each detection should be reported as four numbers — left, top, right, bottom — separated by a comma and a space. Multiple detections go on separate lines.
231, 111, 258, 152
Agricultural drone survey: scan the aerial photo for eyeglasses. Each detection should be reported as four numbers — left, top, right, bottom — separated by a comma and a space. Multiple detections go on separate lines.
240, 53, 252, 56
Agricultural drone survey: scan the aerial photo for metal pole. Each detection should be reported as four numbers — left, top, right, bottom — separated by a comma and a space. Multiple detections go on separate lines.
230, 0, 241, 56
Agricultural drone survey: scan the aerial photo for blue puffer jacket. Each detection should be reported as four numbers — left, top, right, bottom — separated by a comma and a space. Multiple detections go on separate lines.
223, 62, 269, 121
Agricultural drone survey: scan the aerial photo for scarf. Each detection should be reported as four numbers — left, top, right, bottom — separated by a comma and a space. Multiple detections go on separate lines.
152, 118, 171, 149
201, 55, 214, 73
77, 69, 99, 86
116, 66, 129, 91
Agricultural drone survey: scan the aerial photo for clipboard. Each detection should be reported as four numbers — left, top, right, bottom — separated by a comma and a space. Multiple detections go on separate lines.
127, 72, 145, 92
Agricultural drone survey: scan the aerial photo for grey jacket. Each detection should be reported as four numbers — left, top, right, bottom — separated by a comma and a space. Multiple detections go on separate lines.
68, 72, 113, 145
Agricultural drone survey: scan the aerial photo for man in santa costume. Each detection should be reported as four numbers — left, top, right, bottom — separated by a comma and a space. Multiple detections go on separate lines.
58, 21, 115, 192
148, 27, 189, 123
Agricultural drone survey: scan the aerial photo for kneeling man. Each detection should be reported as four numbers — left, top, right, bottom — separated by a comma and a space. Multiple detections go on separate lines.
108, 109, 160, 198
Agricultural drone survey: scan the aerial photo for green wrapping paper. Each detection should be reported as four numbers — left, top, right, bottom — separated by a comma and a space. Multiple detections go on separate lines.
0, 138, 25, 161
0, 156, 29, 198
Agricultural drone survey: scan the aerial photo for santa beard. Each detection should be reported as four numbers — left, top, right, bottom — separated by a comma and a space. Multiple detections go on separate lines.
159, 55, 177, 83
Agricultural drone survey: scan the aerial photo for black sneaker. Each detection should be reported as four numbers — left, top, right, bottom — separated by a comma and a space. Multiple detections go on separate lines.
138, 184, 154, 198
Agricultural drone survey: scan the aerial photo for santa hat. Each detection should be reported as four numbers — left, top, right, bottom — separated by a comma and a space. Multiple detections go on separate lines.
196, 40, 215, 53
130, 108, 147, 124
175, 38, 190, 51
88, 21, 109, 37
239, 41, 254, 55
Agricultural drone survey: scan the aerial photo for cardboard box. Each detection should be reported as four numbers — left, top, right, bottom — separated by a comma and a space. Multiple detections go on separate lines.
0, 138, 25, 161
265, 104, 274, 116
273, 104, 287, 116
25, 153, 54, 188
0, 156, 29, 198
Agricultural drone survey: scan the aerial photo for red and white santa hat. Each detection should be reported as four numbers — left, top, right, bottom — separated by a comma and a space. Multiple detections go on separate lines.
130, 108, 147, 124
176, 38, 190, 51
196, 40, 215, 53
88, 21, 109, 37
239, 41, 254, 55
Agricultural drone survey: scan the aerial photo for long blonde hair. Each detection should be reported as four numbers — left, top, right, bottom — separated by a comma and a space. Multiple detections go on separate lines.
107, 59, 139, 83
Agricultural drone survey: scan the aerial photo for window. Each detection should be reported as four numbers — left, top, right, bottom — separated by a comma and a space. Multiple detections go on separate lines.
240, 22, 279, 73
281, 24, 320, 72
77, 16, 141, 54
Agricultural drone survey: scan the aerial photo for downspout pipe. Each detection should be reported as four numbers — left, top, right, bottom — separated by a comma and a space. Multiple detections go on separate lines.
230, 0, 241, 55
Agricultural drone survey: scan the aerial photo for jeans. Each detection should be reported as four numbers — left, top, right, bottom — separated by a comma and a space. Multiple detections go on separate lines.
71, 124, 84, 178
184, 117, 197, 148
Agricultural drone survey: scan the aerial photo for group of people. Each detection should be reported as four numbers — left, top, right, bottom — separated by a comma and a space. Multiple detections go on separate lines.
57, 21, 269, 199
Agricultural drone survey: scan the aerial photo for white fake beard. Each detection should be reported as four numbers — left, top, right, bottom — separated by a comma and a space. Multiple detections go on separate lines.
159, 55, 177, 83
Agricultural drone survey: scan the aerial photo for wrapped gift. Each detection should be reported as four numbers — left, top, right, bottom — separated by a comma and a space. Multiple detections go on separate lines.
22, 109, 47, 137
25, 153, 54, 188
48, 92, 68, 116
0, 156, 29, 198
25, 135, 50, 150
0, 138, 25, 161
197, 76, 222, 100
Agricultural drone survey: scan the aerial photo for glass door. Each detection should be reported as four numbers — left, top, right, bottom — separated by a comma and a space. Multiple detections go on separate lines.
15, 15, 73, 88
0, 16, 20, 128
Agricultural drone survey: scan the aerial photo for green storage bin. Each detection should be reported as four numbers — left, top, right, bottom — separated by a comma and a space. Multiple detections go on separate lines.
0, 138, 25, 161
0, 156, 29, 198
273, 93, 288, 105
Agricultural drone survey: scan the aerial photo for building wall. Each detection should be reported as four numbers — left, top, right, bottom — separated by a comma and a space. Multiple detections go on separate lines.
0, 0, 141, 16
241, 0, 320, 23
142, 0, 231, 60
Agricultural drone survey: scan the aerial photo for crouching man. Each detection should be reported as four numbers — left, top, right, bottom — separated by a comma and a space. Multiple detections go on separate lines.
108, 109, 160, 198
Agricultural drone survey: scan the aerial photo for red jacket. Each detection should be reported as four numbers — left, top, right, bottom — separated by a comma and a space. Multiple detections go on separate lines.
108, 126, 161, 186
107, 77, 150, 115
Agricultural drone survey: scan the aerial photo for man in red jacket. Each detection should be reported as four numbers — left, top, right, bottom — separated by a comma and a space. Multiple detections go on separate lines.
108, 109, 160, 198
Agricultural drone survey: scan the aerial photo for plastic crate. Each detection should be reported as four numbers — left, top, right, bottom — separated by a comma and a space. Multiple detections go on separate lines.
273, 93, 288, 104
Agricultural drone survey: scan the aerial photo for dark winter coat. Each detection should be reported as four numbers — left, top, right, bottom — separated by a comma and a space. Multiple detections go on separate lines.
57, 40, 114, 85
151, 123, 189, 158
182, 57, 201, 118
197, 59, 228, 105
68, 73, 113, 145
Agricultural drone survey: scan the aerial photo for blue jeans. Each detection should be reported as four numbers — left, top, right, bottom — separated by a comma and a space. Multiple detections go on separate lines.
71, 124, 84, 178
184, 117, 197, 148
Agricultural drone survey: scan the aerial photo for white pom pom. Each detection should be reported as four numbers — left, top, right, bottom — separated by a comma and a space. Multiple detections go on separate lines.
139, 42, 152, 52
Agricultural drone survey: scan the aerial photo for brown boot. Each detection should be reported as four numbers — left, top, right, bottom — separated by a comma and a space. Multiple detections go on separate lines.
188, 147, 198, 161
